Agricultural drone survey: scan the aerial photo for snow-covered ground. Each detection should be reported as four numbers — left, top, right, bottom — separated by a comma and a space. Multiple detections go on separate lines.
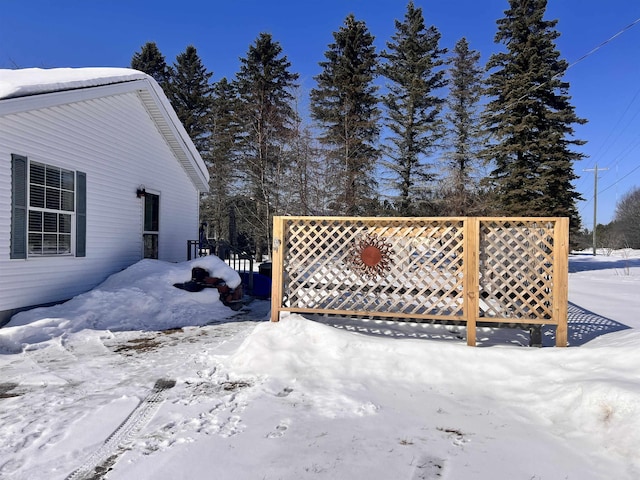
1, 250, 639, 480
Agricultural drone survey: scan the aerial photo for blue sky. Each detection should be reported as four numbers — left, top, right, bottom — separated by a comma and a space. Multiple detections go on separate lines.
2, 0, 639, 227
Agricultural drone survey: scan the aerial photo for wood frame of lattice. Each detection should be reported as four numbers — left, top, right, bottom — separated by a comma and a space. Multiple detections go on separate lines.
270, 216, 568, 347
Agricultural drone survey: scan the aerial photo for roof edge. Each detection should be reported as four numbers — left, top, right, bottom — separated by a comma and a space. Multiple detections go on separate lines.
0, 68, 210, 192
0, 67, 148, 100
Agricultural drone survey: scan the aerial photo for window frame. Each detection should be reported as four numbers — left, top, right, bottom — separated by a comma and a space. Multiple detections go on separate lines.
27, 161, 75, 256
143, 191, 160, 259
10, 154, 86, 259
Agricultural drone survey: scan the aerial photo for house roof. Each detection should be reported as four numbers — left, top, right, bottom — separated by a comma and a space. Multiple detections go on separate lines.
0, 67, 209, 192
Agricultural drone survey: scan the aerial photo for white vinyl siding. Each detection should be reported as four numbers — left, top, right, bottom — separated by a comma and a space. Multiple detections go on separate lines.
1, 89, 200, 318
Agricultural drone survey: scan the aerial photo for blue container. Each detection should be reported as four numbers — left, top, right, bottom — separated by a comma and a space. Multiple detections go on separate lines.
252, 273, 272, 298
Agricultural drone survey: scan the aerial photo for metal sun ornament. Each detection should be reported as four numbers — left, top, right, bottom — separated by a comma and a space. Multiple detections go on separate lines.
348, 232, 394, 279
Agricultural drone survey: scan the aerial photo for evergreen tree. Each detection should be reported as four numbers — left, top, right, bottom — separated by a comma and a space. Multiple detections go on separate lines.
483, 0, 585, 232
167, 46, 215, 248
442, 37, 486, 216
168, 45, 214, 153
131, 42, 171, 89
379, 2, 447, 216
235, 33, 299, 258
310, 14, 380, 216
200, 78, 241, 248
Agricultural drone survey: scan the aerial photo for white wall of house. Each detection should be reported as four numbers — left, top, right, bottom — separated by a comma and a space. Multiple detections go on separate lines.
0, 88, 201, 322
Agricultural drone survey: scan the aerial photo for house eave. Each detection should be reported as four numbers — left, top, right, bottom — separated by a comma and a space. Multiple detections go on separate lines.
0, 76, 210, 193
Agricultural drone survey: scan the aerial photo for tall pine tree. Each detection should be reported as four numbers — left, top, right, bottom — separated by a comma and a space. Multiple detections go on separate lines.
168, 45, 214, 154
131, 42, 171, 90
200, 77, 241, 248
310, 14, 380, 216
483, 0, 585, 233
235, 33, 299, 258
442, 37, 486, 216
168, 46, 215, 247
379, 2, 447, 216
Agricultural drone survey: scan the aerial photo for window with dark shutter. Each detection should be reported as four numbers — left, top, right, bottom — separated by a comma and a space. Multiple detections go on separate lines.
11, 155, 85, 258
76, 171, 86, 257
10, 154, 28, 259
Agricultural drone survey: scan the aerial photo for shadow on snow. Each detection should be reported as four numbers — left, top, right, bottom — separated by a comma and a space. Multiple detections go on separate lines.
306, 301, 630, 348
569, 254, 640, 273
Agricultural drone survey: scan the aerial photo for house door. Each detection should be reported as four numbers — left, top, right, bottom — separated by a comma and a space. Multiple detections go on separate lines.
143, 192, 159, 259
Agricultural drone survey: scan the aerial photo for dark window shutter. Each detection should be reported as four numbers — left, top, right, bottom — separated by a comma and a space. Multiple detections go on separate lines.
10, 154, 28, 259
76, 171, 86, 257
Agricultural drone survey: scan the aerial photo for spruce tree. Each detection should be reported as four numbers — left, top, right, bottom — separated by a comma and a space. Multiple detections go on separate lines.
442, 37, 486, 216
168, 45, 214, 153
483, 0, 585, 232
131, 42, 171, 89
379, 2, 447, 216
310, 14, 380, 216
200, 78, 241, 248
234, 33, 299, 259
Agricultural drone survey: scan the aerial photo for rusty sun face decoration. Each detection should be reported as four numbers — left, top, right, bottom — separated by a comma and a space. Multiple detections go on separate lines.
348, 232, 394, 279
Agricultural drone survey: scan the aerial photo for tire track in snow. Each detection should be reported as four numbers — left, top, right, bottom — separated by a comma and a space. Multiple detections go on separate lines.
65, 378, 176, 480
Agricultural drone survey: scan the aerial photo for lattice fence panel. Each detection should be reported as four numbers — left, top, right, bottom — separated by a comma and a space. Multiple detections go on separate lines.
282, 217, 465, 319
271, 216, 569, 347
478, 219, 555, 321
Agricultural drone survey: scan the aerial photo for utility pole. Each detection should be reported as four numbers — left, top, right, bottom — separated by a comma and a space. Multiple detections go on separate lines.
584, 164, 608, 256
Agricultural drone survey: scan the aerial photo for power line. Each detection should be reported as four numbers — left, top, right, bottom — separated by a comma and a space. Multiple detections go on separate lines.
581, 85, 640, 176
568, 17, 640, 205
485, 14, 640, 142
509, 16, 640, 108
567, 17, 640, 73
490, 15, 640, 221
580, 138, 640, 209
599, 162, 640, 196
573, 17, 640, 172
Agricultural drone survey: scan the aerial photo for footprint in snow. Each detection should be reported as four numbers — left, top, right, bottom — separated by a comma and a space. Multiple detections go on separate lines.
276, 387, 293, 397
266, 421, 289, 438
411, 454, 445, 479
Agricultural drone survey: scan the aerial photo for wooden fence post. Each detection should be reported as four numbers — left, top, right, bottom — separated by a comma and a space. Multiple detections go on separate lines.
270, 216, 284, 322
464, 217, 480, 346
553, 217, 569, 346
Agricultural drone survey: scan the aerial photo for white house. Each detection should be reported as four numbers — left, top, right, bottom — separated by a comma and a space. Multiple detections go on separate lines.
0, 67, 209, 325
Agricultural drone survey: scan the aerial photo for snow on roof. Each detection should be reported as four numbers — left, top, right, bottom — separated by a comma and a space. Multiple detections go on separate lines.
0, 67, 147, 99
0, 67, 209, 191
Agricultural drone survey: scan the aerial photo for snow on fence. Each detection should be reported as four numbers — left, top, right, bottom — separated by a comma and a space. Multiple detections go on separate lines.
270, 216, 569, 347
